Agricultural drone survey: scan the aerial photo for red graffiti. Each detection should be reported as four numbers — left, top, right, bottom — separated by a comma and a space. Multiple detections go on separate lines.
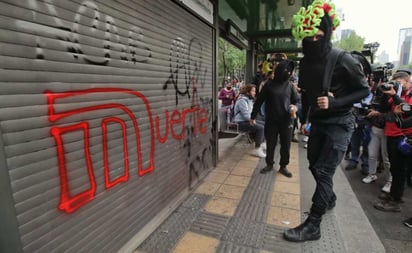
102, 117, 129, 189
50, 123, 97, 213
46, 88, 155, 213
46, 88, 209, 213
156, 106, 208, 142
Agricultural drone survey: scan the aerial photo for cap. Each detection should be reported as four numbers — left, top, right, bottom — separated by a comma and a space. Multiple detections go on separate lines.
396, 69, 411, 75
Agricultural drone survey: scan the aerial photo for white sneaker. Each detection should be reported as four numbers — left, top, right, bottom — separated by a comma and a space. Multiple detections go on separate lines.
302, 136, 309, 142
253, 147, 266, 158
362, 174, 378, 184
304, 143, 308, 149
260, 142, 267, 151
381, 181, 392, 193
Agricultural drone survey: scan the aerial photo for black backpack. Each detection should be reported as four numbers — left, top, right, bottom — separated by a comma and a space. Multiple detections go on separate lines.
322, 48, 370, 93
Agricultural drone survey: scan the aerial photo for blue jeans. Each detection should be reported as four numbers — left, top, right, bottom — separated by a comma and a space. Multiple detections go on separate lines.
348, 123, 371, 171
237, 120, 265, 147
307, 114, 355, 218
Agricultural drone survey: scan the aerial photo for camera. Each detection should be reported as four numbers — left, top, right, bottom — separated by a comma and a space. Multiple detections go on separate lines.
354, 101, 371, 119
401, 103, 411, 112
380, 83, 393, 91
357, 107, 370, 116
378, 80, 400, 92
371, 81, 401, 113
372, 62, 394, 83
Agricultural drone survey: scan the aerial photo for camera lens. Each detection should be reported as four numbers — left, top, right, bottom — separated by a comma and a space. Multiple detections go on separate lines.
401, 103, 411, 112
380, 83, 392, 91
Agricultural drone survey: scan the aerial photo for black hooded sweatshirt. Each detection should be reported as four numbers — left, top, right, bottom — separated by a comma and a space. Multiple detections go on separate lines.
298, 14, 370, 123
251, 60, 299, 123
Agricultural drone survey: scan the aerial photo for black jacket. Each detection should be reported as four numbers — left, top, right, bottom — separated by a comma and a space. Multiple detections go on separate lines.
251, 79, 299, 123
299, 50, 370, 123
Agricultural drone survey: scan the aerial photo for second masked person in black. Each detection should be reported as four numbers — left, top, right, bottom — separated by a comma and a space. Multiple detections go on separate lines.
250, 60, 299, 177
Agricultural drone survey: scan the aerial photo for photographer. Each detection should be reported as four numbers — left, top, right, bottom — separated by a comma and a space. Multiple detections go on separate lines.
360, 80, 401, 187
374, 71, 412, 212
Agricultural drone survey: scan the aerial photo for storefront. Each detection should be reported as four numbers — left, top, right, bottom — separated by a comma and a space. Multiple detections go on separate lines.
0, 1, 217, 252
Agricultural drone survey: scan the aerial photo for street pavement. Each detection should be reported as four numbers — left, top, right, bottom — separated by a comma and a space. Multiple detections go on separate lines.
340, 158, 412, 253
134, 133, 401, 253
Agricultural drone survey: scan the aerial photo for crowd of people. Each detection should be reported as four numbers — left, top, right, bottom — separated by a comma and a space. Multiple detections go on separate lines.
219, 0, 412, 242
218, 0, 412, 242
218, 52, 300, 178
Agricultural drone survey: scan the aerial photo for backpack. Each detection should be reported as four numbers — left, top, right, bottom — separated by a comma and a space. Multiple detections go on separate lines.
302, 49, 369, 126
322, 49, 370, 93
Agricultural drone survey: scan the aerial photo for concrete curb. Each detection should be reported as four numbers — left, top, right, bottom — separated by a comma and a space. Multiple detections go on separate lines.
334, 165, 386, 253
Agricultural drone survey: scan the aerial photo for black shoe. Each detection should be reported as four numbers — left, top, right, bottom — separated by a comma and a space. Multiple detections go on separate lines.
279, 166, 292, 178
378, 192, 404, 203
327, 201, 336, 210
283, 217, 321, 242
374, 199, 401, 212
260, 165, 273, 174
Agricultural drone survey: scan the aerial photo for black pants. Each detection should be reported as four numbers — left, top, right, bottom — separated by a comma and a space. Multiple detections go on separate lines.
307, 115, 355, 218
264, 119, 293, 167
387, 136, 412, 201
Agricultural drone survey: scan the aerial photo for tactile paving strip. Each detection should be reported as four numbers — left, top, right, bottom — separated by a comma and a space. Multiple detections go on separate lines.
135, 143, 353, 253
261, 224, 301, 253
190, 212, 230, 239
137, 193, 210, 253
216, 241, 260, 253
218, 157, 277, 249
234, 168, 276, 221
302, 212, 346, 253
221, 217, 266, 248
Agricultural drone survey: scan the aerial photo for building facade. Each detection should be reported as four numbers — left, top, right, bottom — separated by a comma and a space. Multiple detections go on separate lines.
398, 28, 412, 65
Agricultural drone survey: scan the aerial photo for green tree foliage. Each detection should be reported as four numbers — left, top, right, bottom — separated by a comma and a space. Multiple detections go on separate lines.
333, 31, 365, 52
397, 64, 412, 71
218, 38, 246, 87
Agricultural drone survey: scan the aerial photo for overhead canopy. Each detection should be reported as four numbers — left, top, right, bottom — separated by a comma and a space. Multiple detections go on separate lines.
218, 0, 313, 59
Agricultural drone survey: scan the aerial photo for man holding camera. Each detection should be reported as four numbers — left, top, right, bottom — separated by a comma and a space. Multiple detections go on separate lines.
373, 71, 412, 212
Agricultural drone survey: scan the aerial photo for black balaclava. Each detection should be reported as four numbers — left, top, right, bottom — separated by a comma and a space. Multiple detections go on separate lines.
302, 14, 333, 61
274, 60, 295, 83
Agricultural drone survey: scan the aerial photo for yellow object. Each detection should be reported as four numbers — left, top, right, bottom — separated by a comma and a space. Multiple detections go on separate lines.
262, 60, 272, 76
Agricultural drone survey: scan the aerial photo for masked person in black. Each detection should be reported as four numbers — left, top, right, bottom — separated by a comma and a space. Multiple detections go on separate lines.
250, 60, 299, 177
283, 0, 370, 242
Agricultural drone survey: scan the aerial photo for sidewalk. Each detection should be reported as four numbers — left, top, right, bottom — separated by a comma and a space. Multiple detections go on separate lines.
135, 135, 385, 253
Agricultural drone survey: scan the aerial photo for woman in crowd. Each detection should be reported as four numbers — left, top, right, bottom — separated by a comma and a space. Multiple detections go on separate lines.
234, 84, 266, 158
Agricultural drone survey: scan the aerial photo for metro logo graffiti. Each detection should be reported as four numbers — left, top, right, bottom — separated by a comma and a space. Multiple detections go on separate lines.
45, 88, 209, 213
102, 117, 130, 189
50, 123, 97, 214
46, 88, 155, 213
